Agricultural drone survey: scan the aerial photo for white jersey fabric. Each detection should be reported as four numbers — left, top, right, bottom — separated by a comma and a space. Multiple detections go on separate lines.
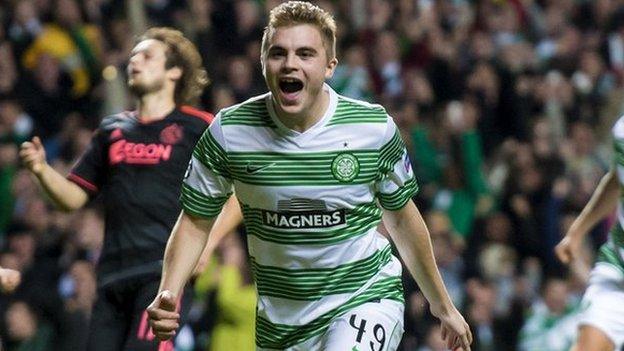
181, 85, 418, 349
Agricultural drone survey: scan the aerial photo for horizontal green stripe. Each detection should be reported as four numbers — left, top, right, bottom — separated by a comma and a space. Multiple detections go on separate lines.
378, 132, 405, 175
227, 150, 381, 186
327, 98, 387, 126
180, 183, 230, 218
220, 100, 277, 127
327, 118, 388, 126
252, 246, 393, 300
255, 276, 403, 349
193, 130, 229, 177
228, 150, 379, 160
377, 177, 419, 210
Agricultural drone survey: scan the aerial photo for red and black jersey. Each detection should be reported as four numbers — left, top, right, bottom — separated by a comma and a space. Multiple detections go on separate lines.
68, 106, 213, 285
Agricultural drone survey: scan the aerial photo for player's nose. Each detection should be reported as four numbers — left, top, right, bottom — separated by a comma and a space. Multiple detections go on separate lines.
282, 52, 298, 71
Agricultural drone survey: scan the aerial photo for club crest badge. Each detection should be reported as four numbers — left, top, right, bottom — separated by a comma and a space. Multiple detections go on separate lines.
331, 153, 360, 182
160, 123, 183, 144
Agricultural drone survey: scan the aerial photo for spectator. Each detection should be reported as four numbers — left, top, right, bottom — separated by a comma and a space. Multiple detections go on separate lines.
22, 0, 102, 99
4, 301, 54, 351
518, 277, 582, 351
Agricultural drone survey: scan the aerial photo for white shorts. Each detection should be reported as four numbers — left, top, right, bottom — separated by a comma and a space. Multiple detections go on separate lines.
280, 299, 404, 351
579, 263, 624, 349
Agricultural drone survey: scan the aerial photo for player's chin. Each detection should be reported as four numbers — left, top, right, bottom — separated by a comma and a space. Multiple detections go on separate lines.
128, 82, 149, 97
278, 103, 305, 116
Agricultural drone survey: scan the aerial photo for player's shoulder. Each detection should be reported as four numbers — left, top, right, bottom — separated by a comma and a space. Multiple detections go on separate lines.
336, 94, 386, 113
218, 93, 275, 127
328, 94, 388, 126
178, 105, 214, 126
337, 95, 388, 118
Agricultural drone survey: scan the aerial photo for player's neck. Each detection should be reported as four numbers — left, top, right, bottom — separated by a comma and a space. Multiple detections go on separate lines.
275, 89, 329, 133
136, 90, 176, 122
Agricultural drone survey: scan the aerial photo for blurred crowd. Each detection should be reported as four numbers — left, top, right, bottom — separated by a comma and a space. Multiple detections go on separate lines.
1, 0, 624, 350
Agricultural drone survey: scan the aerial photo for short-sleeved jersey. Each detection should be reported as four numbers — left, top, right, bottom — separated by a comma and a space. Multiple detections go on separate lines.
181, 86, 418, 349
68, 106, 212, 284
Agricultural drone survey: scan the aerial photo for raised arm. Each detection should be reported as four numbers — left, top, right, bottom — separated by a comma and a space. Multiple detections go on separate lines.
383, 200, 472, 351
555, 168, 619, 264
19, 137, 89, 211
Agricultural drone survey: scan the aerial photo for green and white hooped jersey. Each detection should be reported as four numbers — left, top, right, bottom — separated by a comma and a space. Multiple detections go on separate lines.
181, 86, 418, 349
601, 115, 624, 274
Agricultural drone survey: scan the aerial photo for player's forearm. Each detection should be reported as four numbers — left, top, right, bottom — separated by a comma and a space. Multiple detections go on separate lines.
34, 164, 89, 211
568, 169, 619, 238
384, 201, 455, 315
160, 211, 214, 296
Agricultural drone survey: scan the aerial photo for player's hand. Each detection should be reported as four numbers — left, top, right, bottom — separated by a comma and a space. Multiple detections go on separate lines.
555, 233, 582, 264
146, 290, 180, 341
19, 136, 47, 175
0, 268, 21, 293
434, 307, 472, 351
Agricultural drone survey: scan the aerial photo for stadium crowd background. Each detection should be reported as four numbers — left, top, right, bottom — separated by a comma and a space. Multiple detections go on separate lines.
1, 0, 624, 350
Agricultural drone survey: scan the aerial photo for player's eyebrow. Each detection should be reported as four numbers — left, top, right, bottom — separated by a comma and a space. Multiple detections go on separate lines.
268, 46, 318, 54
130, 47, 145, 56
268, 45, 287, 53
296, 47, 318, 54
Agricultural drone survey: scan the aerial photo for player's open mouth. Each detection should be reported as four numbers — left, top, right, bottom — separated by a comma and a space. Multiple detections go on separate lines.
279, 78, 304, 94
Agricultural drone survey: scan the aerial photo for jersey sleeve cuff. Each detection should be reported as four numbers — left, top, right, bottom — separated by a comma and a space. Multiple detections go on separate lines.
377, 177, 419, 211
67, 173, 99, 193
180, 183, 230, 218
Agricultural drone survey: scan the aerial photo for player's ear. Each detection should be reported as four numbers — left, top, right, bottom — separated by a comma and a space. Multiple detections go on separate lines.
325, 57, 338, 79
168, 66, 183, 81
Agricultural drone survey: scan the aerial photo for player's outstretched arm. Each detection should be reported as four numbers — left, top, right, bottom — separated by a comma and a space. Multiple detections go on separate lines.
19, 136, 89, 211
383, 200, 472, 351
193, 195, 243, 275
556, 168, 619, 264
148, 210, 215, 340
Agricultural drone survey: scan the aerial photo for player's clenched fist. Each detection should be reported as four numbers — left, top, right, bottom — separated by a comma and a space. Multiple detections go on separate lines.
147, 290, 179, 341
19, 136, 47, 175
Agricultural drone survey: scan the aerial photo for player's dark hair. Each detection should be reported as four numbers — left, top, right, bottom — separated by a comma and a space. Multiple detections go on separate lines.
138, 27, 209, 105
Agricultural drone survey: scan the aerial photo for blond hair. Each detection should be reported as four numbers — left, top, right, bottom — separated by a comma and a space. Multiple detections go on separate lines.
138, 27, 209, 106
261, 1, 337, 63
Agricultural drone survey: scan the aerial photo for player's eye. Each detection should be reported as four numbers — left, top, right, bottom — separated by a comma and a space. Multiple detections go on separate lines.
298, 50, 316, 59
269, 51, 285, 58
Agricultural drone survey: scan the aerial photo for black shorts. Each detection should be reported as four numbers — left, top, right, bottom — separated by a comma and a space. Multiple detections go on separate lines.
86, 274, 190, 351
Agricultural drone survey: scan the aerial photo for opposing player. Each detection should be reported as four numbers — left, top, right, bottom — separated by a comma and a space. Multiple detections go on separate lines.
555, 117, 624, 351
148, 2, 471, 350
19, 27, 240, 351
